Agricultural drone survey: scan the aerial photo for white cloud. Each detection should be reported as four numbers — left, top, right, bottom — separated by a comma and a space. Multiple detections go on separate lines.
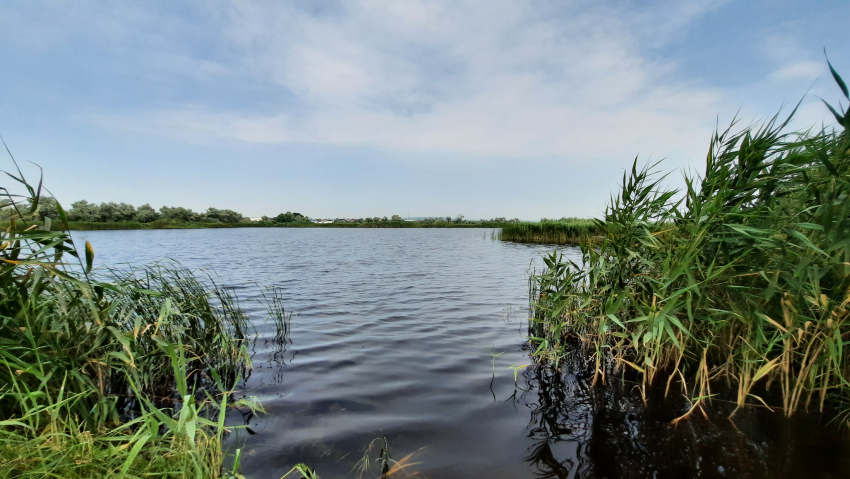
771, 61, 823, 81
79, 0, 732, 165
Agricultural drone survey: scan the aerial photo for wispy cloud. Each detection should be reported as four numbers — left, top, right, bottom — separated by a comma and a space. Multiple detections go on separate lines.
771, 61, 822, 81
71, 0, 738, 164
2, 0, 846, 218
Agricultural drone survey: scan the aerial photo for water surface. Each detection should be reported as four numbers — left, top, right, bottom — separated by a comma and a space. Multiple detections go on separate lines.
79, 228, 850, 479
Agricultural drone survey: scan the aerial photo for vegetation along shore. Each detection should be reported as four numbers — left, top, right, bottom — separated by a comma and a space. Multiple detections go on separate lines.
529, 60, 850, 423
497, 218, 603, 244
2, 199, 556, 232
0, 162, 316, 476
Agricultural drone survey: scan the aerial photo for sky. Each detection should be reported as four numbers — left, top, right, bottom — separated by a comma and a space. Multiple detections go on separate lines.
0, 1, 848, 220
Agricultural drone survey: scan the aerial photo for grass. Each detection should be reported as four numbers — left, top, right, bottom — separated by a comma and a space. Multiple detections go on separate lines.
0, 153, 319, 477
528, 58, 850, 420
498, 218, 602, 245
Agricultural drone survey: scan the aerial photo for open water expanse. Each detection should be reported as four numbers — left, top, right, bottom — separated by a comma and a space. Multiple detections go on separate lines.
79, 228, 850, 479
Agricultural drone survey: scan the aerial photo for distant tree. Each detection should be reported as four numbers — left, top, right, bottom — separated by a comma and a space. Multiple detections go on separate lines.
446, 216, 451, 221
98, 202, 136, 222
391, 214, 402, 221
98, 202, 115, 221
68, 200, 102, 222
274, 211, 295, 223
160, 206, 199, 222
29, 196, 59, 221
204, 207, 243, 223
261, 215, 271, 222
134, 203, 160, 223
274, 211, 307, 223
382, 216, 388, 222
117, 202, 137, 221
453, 214, 464, 224
493, 217, 507, 223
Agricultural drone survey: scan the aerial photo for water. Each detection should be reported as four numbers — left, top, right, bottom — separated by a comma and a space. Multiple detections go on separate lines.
78, 227, 850, 479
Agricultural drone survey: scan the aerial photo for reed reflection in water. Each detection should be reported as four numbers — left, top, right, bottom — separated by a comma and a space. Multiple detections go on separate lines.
519, 351, 850, 479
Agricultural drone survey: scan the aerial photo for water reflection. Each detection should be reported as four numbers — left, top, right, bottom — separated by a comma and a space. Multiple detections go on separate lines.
521, 355, 850, 479
261, 287, 295, 386
523, 364, 591, 478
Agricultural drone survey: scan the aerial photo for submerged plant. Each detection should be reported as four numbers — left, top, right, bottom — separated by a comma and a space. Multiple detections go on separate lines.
350, 437, 423, 479
280, 463, 321, 479
529, 59, 850, 420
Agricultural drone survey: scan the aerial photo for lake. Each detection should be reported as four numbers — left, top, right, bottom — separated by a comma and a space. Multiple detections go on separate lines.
78, 227, 850, 479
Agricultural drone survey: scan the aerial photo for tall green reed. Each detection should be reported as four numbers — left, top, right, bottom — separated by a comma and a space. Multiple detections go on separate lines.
530, 59, 850, 419
499, 219, 602, 245
0, 148, 282, 477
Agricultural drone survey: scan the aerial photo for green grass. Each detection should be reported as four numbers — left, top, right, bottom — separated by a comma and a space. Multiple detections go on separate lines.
498, 219, 602, 244
68, 221, 147, 230
529, 59, 850, 421
0, 156, 318, 477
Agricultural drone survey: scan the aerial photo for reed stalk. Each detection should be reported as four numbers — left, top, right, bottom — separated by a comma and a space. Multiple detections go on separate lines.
0, 149, 286, 477
499, 219, 602, 245
529, 59, 850, 420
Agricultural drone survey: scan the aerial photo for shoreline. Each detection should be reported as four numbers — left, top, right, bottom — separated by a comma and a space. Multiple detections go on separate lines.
60, 221, 512, 230
4, 220, 598, 245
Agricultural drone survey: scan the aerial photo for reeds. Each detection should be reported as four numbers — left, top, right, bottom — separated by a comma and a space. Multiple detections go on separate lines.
349, 437, 423, 479
529, 60, 850, 420
0, 153, 283, 477
499, 219, 602, 245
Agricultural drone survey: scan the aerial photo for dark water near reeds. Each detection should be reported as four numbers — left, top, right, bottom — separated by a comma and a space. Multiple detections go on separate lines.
79, 228, 850, 479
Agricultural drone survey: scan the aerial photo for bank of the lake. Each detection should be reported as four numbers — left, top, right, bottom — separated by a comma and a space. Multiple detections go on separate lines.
14, 219, 605, 247
45, 220, 522, 231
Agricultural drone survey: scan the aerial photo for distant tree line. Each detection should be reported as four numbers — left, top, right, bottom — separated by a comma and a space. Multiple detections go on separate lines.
260, 212, 310, 223
28, 198, 248, 224
10, 199, 523, 226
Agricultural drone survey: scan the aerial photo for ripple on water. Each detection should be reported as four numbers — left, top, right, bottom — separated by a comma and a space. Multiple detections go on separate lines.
78, 228, 850, 479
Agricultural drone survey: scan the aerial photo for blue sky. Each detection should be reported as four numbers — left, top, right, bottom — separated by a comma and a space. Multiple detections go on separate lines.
0, 0, 848, 219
